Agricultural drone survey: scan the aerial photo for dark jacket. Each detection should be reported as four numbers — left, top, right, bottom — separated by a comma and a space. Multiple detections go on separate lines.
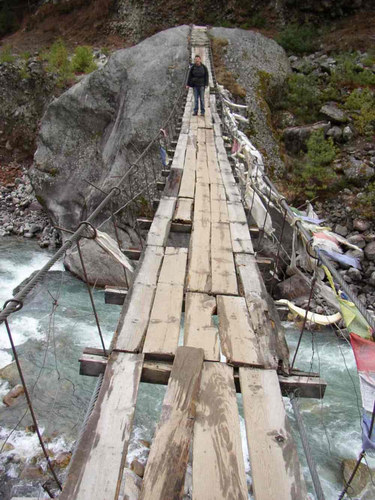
187, 63, 208, 87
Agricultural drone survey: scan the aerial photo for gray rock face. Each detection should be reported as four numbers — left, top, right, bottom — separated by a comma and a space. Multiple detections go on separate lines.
30, 26, 189, 283
320, 103, 348, 124
283, 121, 330, 155
31, 26, 189, 232
209, 27, 291, 173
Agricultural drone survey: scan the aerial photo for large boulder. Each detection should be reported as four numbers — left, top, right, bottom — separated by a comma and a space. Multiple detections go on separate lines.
283, 121, 330, 155
30, 25, 190, 283
209, 27, 291, 173
320, 103, 348, 124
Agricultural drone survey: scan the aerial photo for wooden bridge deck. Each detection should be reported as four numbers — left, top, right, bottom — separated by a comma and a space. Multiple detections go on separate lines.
60, 27, 310, 500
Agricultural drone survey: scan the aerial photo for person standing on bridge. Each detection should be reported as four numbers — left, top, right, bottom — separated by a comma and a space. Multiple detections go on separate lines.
187, 55, 209, 116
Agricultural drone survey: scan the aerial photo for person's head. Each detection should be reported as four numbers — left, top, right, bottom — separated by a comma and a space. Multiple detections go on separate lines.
194, 55, 201, 66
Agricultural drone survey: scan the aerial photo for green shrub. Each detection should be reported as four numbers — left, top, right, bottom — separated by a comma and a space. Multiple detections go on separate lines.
276, 23, 319, 55
362, 50, 375, 67
250, 13, 267, 29
299, 129, 336, 197
0, 45, 15, 63
71, 46, 97, 74
281, 73, 321, 122
45, 39, 73, 86
332, 53, 375, 87
345, 88, 375, 136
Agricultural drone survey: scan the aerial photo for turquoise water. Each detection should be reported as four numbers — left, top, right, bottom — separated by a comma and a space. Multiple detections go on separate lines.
0, 237, 374, 499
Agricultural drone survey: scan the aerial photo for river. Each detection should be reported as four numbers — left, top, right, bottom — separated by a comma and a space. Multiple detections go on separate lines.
0, 237, 374, 499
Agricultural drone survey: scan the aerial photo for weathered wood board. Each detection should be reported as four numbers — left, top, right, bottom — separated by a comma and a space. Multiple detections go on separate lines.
184, 292, 219, 361
230, 222, 254, 254
179, 143, 196, 199
143, 248, 187, 358
133, 246, 164, 287
174, 197, 193, 224
158, 247, 188, 286
239, 368, 308, 500
235, 253, 290, 371
193, 182, 210, 223
146, 197, 176, 247
60, 352, 143, 500
187, 218, 211, 293
142, 283, 184, 358
211, 222, 238, 295
114, 283, 157, 352
192, 362, 248, 500
227, 201, 247, 224
210, 182, 229, 223
140, 347, 204, 500
217, 295, 263, 366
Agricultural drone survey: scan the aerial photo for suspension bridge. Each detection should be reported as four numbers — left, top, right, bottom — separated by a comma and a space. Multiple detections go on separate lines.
3, 25, 374, 500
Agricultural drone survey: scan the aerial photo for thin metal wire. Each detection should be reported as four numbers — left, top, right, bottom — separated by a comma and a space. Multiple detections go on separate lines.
76, 240, 107, 356
291, 274, 317, 370
3, 319, 62, 491
290, 395, 326, 500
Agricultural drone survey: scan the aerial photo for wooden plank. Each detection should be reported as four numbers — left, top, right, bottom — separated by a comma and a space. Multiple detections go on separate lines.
146, 197, 176, 247
60, 352, 143, 500
142, 283, 184, 359
171, 132, 188, 170
164, 168, 183, 197
210, 182, 229, 224
211, 222, 238, 295
179, 143, 196, 199
235, 253, 290, 371
194, 182, 210, 222
227, 201, 247, 224
196, 148, 209, 184
104, 286, 128, 305
184, 292, 219, 361
186, 218, 211, 293
217, 295, 263, 367
140, 347, 204, 500
114, 283, 156, 352
239, 368, 308, 500
78, 354, 327, 398
79, 353, 107, 377
143, 248, 187, 358
174, 197, 193, 224
122, 248, 141, 260
158, 247, 188, 285
230, 222, 254, 254
193, 362, 248, 500
133, 246, 164, 287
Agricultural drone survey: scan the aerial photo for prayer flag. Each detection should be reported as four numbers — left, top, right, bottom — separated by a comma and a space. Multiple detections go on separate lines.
350, 333, 375, 413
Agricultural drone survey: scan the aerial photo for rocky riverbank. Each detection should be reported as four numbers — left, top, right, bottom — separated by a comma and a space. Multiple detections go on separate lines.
0, 171, 60, 249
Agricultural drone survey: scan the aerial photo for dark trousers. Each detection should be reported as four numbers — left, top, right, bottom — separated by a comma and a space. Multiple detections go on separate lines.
193, 86, 205, 114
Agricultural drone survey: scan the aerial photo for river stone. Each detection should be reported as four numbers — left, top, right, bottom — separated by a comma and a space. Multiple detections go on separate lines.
19, 464, 45, 480
342, 459, 374, 497
123, 468, 142, 500
344, 157, 375, 184
365, 241, 375, 261
3, 384, 25, 407
320, 103, 348, 123
347, 234, 366, 249
353, 219, 371, 232
346, 267, 362, 283
342, 125, 354, 142
369, 271, 375, 287
283, 122, 330, 155
335, 224, 348, 237
130, 458, 145, 478
273, 274, 310, 301
326, 125, 342, 142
